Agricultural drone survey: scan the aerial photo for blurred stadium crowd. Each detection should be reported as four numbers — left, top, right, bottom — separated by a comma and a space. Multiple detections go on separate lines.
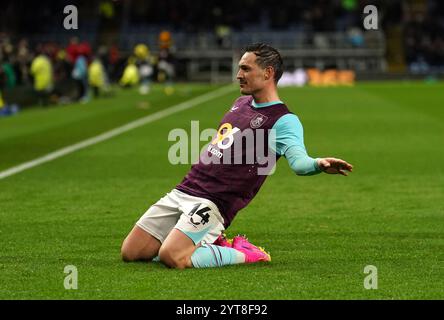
0, 30, 175, 115
0, 0, 444, 114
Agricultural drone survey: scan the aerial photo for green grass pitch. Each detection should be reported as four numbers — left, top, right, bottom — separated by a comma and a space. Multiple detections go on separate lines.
0, 82, 443, 299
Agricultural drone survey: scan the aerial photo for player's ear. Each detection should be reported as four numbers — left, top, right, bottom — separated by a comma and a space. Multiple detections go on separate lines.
264, 66, 273, 81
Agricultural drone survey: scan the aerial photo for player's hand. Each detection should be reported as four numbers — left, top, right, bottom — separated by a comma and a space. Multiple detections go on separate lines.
317, 158, 353, 176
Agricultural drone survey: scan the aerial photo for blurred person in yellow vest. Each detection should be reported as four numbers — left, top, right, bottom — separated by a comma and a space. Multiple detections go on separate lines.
119, 56, 139, 87
134, 43, 153, 95
88, 57, 109, 97
30, 46, 53, 106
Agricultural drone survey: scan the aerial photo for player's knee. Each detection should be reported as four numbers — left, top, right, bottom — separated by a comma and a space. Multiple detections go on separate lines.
120, 243, 138, 262
158, 247, 188, 269
120, 248, 133, 262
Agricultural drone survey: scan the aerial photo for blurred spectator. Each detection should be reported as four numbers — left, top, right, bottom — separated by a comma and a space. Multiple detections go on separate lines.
30, 46, 53, 106
70, 42, 92, 103
0, 91, 4, 110
0, 62, 6, 112
134, 43, 154, 95
72, 54, 89, 103
108, 44, 121, 82
78, 42, 92, 61
1, 56, 17, 89
53, 49, 71, 83
16, 38, 32, 85
88, 56, 108, 98
66, 37, 80, 64
159, 30, 173, 50
119, 57, 139, 87
215, 25, 232, 49
347, 27, 364, 47
157, 31, 175, 95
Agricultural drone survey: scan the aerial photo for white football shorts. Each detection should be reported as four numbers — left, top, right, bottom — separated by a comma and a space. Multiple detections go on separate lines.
136, 189, 225, 245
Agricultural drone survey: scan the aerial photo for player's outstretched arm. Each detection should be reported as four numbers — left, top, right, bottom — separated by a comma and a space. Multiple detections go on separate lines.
316, 158, 353, 176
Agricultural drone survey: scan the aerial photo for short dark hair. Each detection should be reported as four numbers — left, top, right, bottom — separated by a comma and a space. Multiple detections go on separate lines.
244, 43, 283, 83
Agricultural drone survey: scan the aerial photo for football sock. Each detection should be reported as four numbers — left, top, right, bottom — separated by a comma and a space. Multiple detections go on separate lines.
191, 244, 245, 268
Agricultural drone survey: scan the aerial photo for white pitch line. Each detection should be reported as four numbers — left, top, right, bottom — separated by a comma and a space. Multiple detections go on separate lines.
0, 84, 236, 180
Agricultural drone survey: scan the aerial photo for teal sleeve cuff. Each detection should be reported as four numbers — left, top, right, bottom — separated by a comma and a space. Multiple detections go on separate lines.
285, 146, 322, 176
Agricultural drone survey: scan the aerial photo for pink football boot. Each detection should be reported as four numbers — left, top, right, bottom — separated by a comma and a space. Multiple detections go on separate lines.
232, 234, 271, 263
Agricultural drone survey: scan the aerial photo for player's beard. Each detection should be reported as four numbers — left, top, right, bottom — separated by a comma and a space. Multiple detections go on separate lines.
240, 88, 249, 95
239, 83, 251, 95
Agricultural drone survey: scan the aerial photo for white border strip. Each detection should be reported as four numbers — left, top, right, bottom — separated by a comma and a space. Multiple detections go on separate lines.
0, 84, 235, 180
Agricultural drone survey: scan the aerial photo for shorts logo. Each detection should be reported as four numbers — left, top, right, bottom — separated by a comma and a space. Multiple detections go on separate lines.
188, 203, 211, 226
250, 113, 268, 129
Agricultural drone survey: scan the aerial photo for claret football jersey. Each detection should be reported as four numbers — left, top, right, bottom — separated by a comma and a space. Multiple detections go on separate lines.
176, 95, 301, 227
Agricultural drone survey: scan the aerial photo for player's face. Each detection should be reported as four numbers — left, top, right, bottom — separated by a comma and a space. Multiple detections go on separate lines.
236, 52, 267, 95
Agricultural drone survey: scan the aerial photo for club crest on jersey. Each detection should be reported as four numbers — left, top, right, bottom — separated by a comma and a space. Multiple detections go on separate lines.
250, 113, 268, 129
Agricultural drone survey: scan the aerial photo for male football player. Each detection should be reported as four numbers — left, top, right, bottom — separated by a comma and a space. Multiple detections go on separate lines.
121, 43, 353, 269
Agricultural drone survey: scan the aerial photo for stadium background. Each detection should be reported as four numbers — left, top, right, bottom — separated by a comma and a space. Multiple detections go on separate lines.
0, 0, 443, 300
